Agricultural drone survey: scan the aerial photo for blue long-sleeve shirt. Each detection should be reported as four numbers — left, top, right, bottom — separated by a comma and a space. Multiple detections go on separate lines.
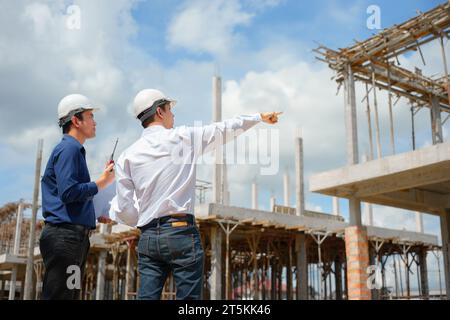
41, 134, 98, 229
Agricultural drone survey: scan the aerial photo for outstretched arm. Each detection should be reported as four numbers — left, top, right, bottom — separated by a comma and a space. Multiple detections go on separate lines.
189, 112, 282, 155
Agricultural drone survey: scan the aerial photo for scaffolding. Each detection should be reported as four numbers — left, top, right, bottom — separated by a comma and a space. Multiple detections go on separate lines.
310, 1, 450, 300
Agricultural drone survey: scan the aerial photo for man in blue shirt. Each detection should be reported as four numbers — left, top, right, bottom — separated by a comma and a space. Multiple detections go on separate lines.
39, 94, 115, 300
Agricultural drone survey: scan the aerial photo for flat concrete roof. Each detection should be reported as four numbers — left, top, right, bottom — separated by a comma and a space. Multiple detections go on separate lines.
194, 203, 439, 246
309, 141, 450, 215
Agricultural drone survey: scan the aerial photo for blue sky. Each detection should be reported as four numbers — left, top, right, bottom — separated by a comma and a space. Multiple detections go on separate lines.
130, 0, 443, 65
0, 0, 447, 241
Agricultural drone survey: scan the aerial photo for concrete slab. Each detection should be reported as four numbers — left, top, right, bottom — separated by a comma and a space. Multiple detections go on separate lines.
309, 141, 450, 215
0, 253, 26, 270
194, 203, 439, 246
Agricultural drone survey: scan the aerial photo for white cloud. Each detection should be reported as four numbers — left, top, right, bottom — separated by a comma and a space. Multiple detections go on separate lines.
167, 0, 282, 57
22, 2, 55, 37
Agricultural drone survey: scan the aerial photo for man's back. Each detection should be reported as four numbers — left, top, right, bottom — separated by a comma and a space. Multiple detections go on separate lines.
111, 114, 263, 227
116, 125, 197, 227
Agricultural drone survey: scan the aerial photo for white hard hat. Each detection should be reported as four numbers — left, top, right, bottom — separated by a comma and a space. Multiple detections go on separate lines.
57, 94, 99, 127
133, 89, 177, 123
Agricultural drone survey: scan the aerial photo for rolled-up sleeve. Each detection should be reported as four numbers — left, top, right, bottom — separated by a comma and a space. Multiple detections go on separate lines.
54, 146, 98, 204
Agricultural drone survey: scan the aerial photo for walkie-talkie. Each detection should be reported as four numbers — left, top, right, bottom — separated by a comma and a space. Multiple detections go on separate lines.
109, 138, 119, 172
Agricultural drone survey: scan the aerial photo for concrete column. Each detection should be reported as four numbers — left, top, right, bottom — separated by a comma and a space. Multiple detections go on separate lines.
365, 203, 374, 226
95, 251, 107, 300
210, 226, 223, 300
270, 196, 276, 212
419, 248, 429, 299
295, 133, 305, 216
0, 280, 4, 300
368, 245, 379, 300
251, 182, 258, 210
430, 96, 443, 145
344, 226, 371, 300
24, 139, 43, 300
95, 223, 110, 300
335, 255, 343, 300
332, 197, 340, 216
440, 209, 450, 299
125, 241, 136, 300
222, 163, 229, 205
295, 233, 308, 300
349, 200, 363, 227
271, 257, 276, 299
344, 64, 362, 227
343, 64, 368, 300
416, 212, 424, 233
361, 155, 373, 226
13, 203, 24, 254
283, 172, 290, 207
8, 271, 17, 300
212, 76, 223, 204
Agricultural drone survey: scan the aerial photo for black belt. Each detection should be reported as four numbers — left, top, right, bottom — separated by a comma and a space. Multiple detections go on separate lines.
45, 222, 92, 237
138, 214, 195, 231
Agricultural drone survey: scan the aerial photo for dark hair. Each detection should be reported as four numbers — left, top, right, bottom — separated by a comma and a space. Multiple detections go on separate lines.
62, 112, 84, 134
141, 104, 168, 128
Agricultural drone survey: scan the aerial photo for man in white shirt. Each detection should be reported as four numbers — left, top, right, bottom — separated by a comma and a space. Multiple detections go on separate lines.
110, 88, 281, 300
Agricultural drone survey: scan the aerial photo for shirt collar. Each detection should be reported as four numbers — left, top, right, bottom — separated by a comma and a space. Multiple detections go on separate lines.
142, 125, 166, 137
62, 134, 84, 150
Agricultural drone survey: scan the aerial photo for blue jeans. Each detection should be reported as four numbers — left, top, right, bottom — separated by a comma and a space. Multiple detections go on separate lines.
137, 215, 204, 300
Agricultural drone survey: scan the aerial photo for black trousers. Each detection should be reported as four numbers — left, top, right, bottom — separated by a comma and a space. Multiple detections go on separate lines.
39, 223, 90, 300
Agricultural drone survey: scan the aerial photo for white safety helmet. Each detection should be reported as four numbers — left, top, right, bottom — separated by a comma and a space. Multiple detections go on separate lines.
133, 89, 177, 124
57, 94, 99, 127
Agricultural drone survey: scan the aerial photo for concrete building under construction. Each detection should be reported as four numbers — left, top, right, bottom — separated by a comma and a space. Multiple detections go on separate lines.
0, 2, 449, 300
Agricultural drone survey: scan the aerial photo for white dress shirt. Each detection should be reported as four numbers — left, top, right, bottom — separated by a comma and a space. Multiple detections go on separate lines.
109, 114, 262, 227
